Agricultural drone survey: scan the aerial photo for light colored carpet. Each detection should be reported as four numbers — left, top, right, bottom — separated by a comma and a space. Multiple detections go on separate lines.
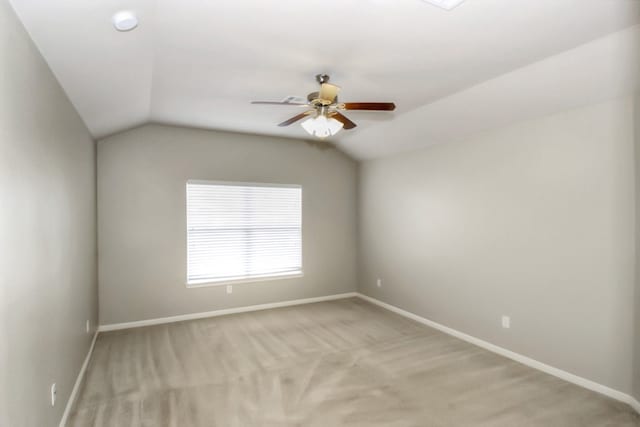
68, 298, 639, 426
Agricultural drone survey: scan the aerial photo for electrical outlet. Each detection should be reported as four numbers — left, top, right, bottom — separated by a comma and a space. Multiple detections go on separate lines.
226, 285, 233, 294
50, 383, 57, 407
501, 315, 510, 329
376, 278, 382, 288
86, 319, 90, 334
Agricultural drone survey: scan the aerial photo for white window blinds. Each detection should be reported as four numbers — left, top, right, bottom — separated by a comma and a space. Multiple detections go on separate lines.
186, 181, 302, 285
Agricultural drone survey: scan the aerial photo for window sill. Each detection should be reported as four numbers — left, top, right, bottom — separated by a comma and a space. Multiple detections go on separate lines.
186, 272, 304, 288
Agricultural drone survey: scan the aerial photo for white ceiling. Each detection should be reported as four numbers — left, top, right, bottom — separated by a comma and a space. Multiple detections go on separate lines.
345, 25, 640, 159
9, 0, 640, 159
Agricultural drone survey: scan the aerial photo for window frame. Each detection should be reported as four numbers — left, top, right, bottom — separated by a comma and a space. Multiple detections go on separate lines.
185, 179, 303, 288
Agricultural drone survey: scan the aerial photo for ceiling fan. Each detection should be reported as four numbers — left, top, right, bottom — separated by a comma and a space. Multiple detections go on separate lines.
251, 74, 396, 139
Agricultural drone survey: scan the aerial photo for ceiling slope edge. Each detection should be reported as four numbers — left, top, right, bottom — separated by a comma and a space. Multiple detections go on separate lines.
97, 121, 358, 161
341, 25, 640, 160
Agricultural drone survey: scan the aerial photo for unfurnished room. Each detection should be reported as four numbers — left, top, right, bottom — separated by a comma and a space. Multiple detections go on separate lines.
1, 0, 640, 426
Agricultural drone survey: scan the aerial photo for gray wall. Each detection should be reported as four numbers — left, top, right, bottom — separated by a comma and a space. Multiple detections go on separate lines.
358, 97, 636, 394
0, 1, 98, 426
97, 124, 358, 325
634, 92, 640, 401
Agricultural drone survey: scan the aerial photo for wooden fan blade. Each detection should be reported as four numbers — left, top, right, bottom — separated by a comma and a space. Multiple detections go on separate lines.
277, 111, 313, 127
340, 102, 396, 111
251, 101, 308, 106
329, 112, 357, 130
318, 83, 340, 103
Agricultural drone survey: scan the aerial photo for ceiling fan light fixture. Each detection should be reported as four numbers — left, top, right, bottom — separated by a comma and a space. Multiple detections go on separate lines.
301, 115, 344, 138
422, 0, 466, 11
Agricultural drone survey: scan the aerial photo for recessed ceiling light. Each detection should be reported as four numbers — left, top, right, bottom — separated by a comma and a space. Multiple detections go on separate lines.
422, 0, 466, 11
112, 11, 138, 32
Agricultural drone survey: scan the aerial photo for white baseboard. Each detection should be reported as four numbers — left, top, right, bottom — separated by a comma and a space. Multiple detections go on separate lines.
59, 330, 98, 427
356, 292, 639, 414
98, 292, 358, 332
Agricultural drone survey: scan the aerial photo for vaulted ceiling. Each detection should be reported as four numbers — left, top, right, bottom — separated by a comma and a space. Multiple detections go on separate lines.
9, 0, 640, 159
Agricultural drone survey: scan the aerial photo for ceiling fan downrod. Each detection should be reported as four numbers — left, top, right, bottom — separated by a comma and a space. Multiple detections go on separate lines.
315, 74, 330, 85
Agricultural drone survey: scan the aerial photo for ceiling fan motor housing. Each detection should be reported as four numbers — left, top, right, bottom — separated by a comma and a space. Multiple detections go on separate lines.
307, 91, 337, 106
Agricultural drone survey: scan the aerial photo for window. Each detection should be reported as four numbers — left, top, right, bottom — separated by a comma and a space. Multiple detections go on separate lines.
186, 180, 302, 286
